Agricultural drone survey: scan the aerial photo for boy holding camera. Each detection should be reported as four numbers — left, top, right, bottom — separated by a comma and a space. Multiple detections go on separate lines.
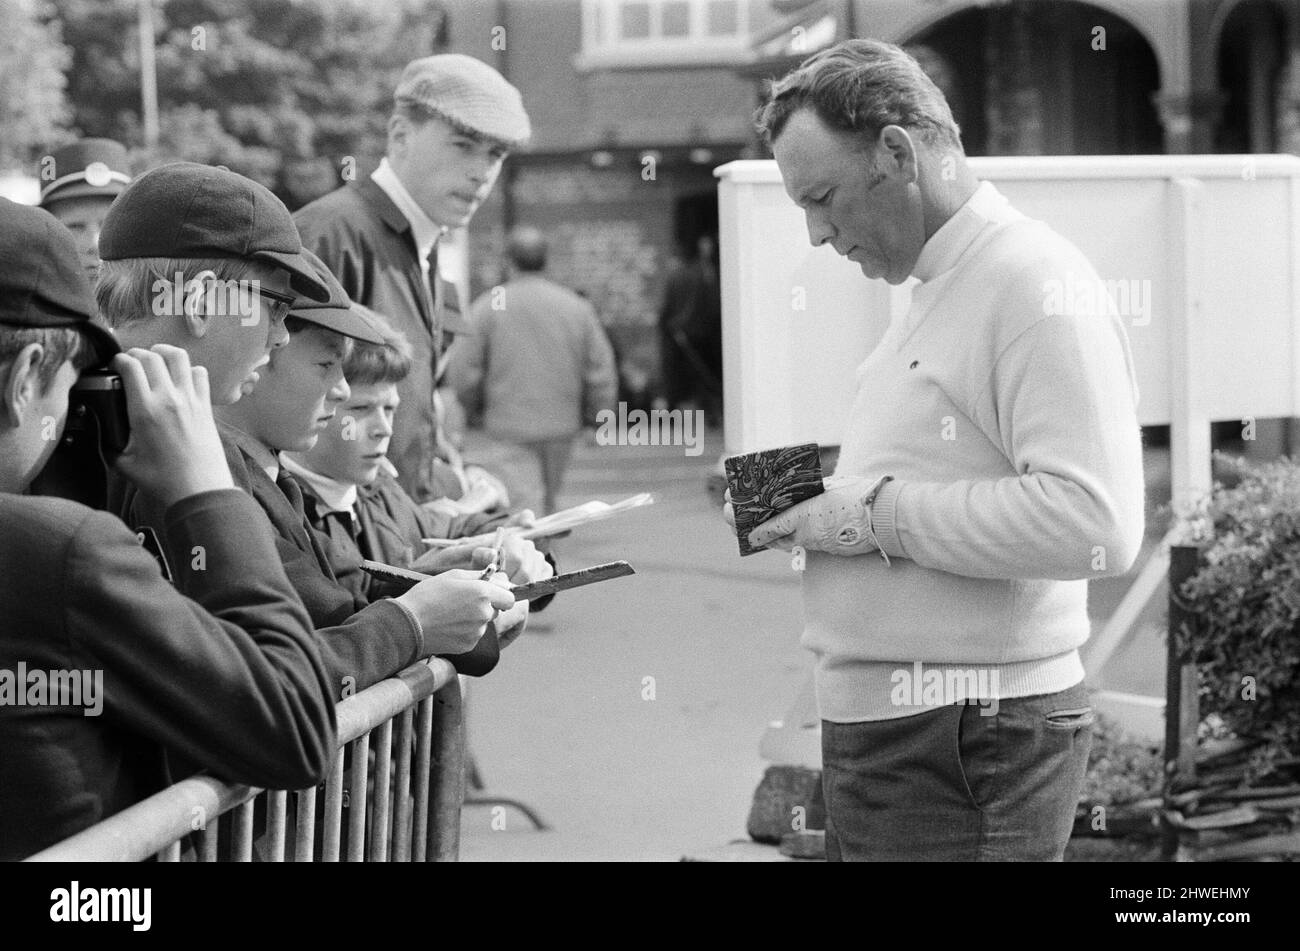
0, 198, 338, 859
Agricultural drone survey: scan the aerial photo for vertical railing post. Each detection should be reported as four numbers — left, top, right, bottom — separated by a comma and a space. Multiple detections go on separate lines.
427, 679, 465, 862
346, 734, 370, 862
1163, 543, 1202, 860
392, 708, 415, 862
370, 719, 394, 862
265, 790, 288, 861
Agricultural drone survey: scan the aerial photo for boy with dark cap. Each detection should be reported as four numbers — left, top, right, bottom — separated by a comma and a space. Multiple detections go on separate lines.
0, 197, 337, 859
295, 54, 532, 517
99, 165, 519, 689
38, 137, 133, 281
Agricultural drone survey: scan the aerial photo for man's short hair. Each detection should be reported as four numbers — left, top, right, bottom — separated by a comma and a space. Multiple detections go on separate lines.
0, 326, 97, 392
755, 39, 962, 153
507, 226, 547, 272
342, 307, 413, 387
96, 257, 259, 330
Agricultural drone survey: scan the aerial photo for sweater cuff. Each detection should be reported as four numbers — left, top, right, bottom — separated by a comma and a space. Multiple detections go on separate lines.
389, 597, 425, 654
871, 479, 907, 560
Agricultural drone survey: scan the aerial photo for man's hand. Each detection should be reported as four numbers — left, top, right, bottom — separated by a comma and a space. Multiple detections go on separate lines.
746, 476, 892, 557
111, 345, 234, 508
395, 568, 516, 656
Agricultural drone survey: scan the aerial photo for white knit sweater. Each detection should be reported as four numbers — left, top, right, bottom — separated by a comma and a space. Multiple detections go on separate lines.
803, 181, 1145, 722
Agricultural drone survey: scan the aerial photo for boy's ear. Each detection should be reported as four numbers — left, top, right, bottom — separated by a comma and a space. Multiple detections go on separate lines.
182, 269, 219, 338
0, 343, 44, 428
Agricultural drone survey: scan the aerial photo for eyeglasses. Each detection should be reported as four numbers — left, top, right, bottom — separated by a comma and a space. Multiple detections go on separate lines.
254, 286, 296, 325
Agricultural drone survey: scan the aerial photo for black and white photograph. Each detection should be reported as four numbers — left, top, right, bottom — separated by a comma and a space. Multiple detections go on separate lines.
0, 0, 1294, 917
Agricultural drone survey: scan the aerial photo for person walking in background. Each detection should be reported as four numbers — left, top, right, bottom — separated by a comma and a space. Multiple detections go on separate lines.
38, 138, 133, 281
658, 233, 723, 424
449, 226, 618, 515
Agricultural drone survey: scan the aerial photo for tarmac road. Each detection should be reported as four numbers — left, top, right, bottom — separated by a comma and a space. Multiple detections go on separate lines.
456, 426, 1170, 861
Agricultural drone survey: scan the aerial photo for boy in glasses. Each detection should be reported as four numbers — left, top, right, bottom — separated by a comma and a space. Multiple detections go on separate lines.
101, 163, 514, 694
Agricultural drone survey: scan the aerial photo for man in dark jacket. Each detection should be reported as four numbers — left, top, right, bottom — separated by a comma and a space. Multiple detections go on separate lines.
0, 198, 336, 859
294, 54, 531, 509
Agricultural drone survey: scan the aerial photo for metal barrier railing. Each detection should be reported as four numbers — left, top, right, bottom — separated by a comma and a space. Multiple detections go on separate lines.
25, 657, 464, 862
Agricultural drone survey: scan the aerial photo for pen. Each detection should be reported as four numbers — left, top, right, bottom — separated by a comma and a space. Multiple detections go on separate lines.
479, 527, 506, 580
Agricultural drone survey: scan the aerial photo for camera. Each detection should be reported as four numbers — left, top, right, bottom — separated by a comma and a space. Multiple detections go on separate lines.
30, 367, 130, 510
66, 368, 131, 464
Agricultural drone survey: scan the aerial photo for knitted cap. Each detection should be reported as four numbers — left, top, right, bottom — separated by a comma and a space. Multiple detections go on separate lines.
394, 54, 531, 148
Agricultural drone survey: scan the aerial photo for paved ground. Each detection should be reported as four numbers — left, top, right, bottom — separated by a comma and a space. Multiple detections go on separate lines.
455, 427, 1172, 861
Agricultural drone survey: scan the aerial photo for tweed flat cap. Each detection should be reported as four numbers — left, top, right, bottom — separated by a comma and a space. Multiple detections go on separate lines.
394, 54, 531, 148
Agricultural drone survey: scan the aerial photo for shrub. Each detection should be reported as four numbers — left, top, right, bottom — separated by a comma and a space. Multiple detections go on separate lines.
1080, 712, 1162, 807
1174, 454, 1300, 778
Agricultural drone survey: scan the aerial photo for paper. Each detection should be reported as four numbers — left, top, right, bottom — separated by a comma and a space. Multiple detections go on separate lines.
422, 492, 654, 548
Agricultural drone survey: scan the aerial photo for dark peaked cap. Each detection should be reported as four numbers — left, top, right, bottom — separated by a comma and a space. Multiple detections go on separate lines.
0, 198, 120, 362
39, 138, 133, 206
98, 162, 331, 303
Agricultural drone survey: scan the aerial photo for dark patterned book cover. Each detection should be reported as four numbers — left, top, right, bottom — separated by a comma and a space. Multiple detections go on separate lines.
724, 443, 825, 556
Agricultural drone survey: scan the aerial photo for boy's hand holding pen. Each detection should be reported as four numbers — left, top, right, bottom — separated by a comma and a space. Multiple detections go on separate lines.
407, 526, 552, 585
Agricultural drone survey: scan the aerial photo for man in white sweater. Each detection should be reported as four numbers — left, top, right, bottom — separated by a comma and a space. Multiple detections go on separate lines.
741, 39, 1145, 860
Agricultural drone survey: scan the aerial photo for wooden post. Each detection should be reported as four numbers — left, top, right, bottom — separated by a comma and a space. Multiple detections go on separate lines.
1163, 543, 1202, 859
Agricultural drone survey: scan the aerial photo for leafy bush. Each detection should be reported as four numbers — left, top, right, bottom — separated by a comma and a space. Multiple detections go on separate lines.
1175, 454, 1300, 777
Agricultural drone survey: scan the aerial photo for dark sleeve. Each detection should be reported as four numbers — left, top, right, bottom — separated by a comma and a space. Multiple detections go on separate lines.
298, 209, 368, 307
251, 520, 424, 696
64, 490, 337, 790
446, 299, 489, 419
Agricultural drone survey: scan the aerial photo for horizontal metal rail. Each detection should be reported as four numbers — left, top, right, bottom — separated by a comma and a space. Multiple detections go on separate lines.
27, 657, 462, 862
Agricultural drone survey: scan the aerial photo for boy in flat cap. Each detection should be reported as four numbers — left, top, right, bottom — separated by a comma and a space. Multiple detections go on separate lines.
0, 197, 337, 859
100, 168, 520, 690
295, 54, 532, 519
39, 137, 133, 281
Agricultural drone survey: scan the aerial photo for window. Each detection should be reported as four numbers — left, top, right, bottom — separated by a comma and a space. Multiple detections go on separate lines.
579, 0, 753, 68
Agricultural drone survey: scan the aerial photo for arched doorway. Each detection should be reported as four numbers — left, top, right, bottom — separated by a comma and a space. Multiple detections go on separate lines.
1215, 0, 1289, 152
905, 0, 1163, 156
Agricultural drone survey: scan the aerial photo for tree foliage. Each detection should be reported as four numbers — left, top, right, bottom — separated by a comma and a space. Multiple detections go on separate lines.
47, 0, 451, 205
0, 0, 72, 170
